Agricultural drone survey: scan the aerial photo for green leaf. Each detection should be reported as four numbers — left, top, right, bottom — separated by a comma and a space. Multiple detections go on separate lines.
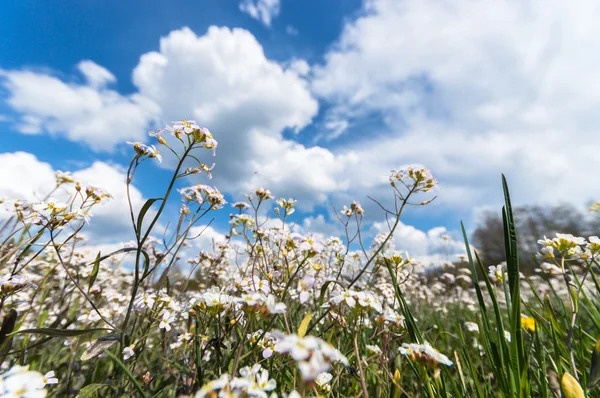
88, 251, 101, 291
136, 198, 163, 239
13, 327, 111, 338
105, 349, 147, 397
0, 309, 17, 367
588, 338, 600, 388
318, 280, 345, 306
76, 384, 110, 398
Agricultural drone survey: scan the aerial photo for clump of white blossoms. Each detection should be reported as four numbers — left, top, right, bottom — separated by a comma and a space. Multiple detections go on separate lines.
488, 263, 506, 283
195, 364, 276, 398
0, 365, 57, 397
400, 342, 453, 368
340, 201, 364, 217
329, 290, 383, 314
273, 332, 349, 381
389, 166, 437, 193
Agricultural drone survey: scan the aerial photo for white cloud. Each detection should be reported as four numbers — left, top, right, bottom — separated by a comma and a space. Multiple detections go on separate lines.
72, 161, 149, 242
313, 0, 600, 210
77, 60, 117, 89
370, 220, 465, 265
1, 26, 358, 209
239, 0, 281, 27
188, 224, 228, 252
131, 27, 358, 206
0, 152, 56, 205
0, 151, 148, 244
0, 61, 159, 151
292, 213, 344, 242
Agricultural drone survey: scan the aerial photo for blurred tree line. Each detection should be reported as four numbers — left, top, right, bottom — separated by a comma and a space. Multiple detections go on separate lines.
472, 203, 600, 274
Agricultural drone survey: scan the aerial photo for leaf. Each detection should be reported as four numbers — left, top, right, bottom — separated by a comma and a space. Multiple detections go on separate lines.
0, 309, 17, 367
0, 310, 17, 345
81, 333, 121, 361
88, 251, 101, 291
318, 280, 345, 306
561, 372, 585, 398
76, 384, 110, 398
589, 338, 600, 388
105, 350, 146, 397
136, 198, 163, 239
13, 327, 111, 338
298, 312, 312, 338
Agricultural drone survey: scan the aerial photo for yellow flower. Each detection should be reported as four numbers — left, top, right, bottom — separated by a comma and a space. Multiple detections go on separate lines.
521, 315, 535, 332
561, 372, 584, 398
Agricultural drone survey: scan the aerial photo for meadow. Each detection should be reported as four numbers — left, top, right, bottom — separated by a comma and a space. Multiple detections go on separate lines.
0, 120, 598, 398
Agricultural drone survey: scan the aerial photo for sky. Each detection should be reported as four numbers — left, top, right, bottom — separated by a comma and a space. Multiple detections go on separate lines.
0, 0, 598, 264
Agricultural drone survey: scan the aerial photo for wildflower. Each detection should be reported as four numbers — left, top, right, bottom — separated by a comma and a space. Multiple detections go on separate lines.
341, 201, 364, 216
366, 345, 382, 355
40, 371, 58, 388
276, 198, 297, 216
195, 374, 231, 398
149, 130, 167, 145
390, 166, 437, 192
250, 367, 276, 395
588, 236, 600, 254
172, 119, 200, 135
142, 372, 152, 384
315, 372, 333, 392
521, 315, 535, 332
255, 187, 273, 201
538, 246, 555, 260
146, 145, 162, 163
488, 264, 504, 283
399, 342, 453, 368
296, 234, 324, 254
561, 372, 585, 398
297, 275, 315, 304
330, 290, 358, 308
0, 275, 34, 297
126, 141, 149, 156
159, 311, 174, 332
196, 288, 234, 316
384, 250, 413, 268
55, 171, 74, 185
0, 365, 47, 397
540, 262, 563, 275
355, 291, 383, 313
274, 332, 348, 381
538, 233, 585, 256
123, 344, 135, 360
232, 201, 250, 210
379, 308, 405, 327
264, 294, 287, 315
463, 322, 479, 333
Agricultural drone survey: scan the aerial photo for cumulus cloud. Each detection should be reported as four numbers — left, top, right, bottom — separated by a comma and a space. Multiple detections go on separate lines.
187, 224, 228, 252
0, 63, 159, 150
370, 220, 465, 265
313, 0, 600, 210
239, 0, 281, 27
0, 151, 148, 244
131, 26, 357, 206
77, 60, 116, 89
1, 26, 357, 207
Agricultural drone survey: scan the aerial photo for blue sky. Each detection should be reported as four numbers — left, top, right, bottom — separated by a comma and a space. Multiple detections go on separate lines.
1, 0, 599, 263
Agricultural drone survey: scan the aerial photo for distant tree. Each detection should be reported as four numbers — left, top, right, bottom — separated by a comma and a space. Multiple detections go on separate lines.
472, 203, 600, 274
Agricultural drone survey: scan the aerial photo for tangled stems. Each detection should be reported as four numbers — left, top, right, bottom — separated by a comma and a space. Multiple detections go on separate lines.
121, 145, 194, 349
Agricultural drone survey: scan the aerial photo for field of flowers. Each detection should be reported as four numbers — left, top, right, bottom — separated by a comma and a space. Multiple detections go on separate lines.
1, 120, 599, 397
